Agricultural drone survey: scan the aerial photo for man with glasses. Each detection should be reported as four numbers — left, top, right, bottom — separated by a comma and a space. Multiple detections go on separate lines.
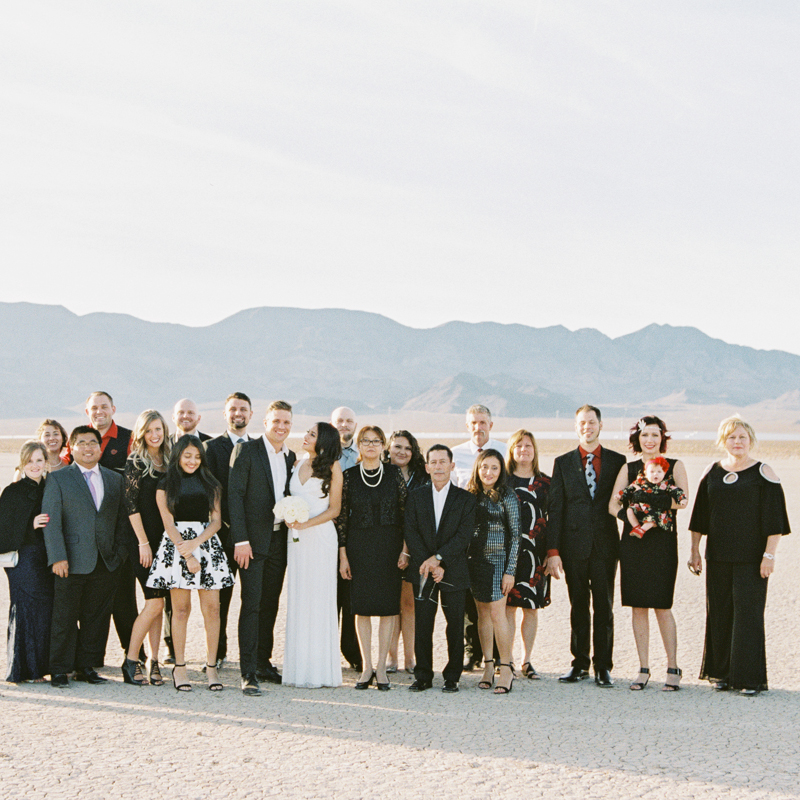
43, 426, 128, 688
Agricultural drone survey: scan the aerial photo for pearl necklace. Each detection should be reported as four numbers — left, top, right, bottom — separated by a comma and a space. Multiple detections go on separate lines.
360, 461, 384, 488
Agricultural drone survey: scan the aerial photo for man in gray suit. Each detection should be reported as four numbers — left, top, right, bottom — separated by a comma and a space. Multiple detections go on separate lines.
43, 426, 128, 688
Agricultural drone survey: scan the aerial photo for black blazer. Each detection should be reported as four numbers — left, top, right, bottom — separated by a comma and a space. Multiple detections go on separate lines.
171, 431, 211, 446
228, 438, 296, 556
42, 464, 128, 574
204, 434, 237, 525
547, 446, 626, 562
0, 477, 45, 552
404, 483, 476, 592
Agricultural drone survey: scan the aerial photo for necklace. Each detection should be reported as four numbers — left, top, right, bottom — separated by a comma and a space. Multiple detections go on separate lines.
360, 461, 384, 488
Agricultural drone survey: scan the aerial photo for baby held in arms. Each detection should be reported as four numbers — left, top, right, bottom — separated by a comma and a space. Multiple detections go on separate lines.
618, 456, 687, 538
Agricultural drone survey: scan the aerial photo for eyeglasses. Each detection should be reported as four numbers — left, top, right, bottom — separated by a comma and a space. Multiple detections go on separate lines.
73, 440, 100, 449
360, 439, 383, 447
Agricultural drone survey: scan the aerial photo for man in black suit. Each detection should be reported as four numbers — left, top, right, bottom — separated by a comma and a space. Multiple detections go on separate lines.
229, 400, 296, 696
171, 398, 211, 445
43, 426, 128, 687
547, 404, 626, 687
202, 391, 254, 668
405, 444, 476, 693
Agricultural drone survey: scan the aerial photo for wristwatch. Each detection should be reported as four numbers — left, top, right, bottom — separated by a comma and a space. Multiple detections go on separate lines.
435, 553, 442, 562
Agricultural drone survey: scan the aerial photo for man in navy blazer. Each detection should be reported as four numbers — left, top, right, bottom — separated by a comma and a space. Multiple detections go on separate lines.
43, 426, 128, 687
547, 405, 626, 687
228, 400, 296, 696
405, 444, 476, 693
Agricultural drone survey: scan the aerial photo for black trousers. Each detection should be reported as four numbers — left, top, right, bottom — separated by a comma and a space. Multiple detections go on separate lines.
217, 525, 237, 661
415, 584, 466, 684
701, 561, 769, 690
463, 589, 482, 660
111, 557, 144, 659
50, 559, 118, 674
237, 531, 286, 675
563, 550, 617, 671
337, 573, 362, 667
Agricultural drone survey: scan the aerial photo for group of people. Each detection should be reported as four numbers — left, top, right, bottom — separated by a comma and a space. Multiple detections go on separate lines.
0, 394, 790, 698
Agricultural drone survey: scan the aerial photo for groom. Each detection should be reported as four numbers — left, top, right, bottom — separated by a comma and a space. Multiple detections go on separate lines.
228, 400, 296, 696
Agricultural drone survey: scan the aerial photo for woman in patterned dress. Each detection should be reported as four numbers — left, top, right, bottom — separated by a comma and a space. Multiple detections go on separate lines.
147, 435, 233, 691
504, 429, 550, 680
467, 449, 522, 695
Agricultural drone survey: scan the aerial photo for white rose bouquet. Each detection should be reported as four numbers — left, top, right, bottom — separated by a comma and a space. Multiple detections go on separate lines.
273, 496, 310, 542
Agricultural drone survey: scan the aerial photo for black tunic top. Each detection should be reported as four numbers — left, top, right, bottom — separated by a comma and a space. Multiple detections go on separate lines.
689, 462, 790, 563
123, 457, 166, 549
0, 477, 45, 551
158, 474, 212, 522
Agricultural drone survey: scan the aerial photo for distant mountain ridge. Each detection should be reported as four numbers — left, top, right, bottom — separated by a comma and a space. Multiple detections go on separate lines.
1, 302, 799, 419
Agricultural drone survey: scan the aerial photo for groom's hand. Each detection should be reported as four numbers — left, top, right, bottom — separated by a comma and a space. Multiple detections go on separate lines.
235, 542, 253, 570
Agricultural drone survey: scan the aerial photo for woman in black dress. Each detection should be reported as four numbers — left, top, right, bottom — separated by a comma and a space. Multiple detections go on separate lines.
609, 416, 689, 691
688, 416, 790, 695
384, 429, 428, 674
337, 426, 407, 691
504, 429, 550, 680
121, 410, 170, 686
1, 441, 53, 682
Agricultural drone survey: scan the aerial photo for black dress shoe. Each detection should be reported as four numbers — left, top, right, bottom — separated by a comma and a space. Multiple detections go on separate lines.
442, 680, 459, 693
409, 679, 432, 692
74, 667, 107, 684
355, 671, 376, 690
256, 663, 282, 685
713, 681, 730, 692
595, 669, 614, 687
376, 678, 391, 692
559, 667, 590, 683
241, 674, 262, 696
121, 658, 146, 686
463, 654, 480, 671
51, 673, 69, 688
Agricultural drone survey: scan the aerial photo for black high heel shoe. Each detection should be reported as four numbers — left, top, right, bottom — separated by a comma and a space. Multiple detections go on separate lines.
121, 657, 146, 686
494, 663, 514, 695
172, 663, 192, 692
355, 671, 376, 690
630, 667, 650, 691
376, 674, 391, 691
662, 667, 682, 692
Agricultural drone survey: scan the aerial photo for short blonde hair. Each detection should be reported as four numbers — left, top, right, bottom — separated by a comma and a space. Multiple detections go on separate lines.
716, 415, 757, 449
19, 440, 48, 473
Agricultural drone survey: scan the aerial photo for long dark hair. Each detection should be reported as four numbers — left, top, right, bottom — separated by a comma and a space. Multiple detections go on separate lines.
164, 435, 221, 516
467, 448, 508, 503
384, 430, 426, 481
310, 422, 341, 497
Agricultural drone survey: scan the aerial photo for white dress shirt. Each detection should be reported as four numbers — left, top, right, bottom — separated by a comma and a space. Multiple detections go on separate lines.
77, 464, 104, 510
432, 480, 451, 530
262, 434, 289, 501
228, 431, 249, 446
451, 438, 508, 489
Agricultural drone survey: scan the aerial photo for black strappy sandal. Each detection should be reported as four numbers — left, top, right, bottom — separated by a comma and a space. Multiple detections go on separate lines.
478, 659, 495, 690
630, 667, 650, 691
206, 664, 223, 692
149, 660, 164, 686
521, 662, 540, 680
172, 663, 192, 692
662, 667, 681, 692
494, 663, 514, 695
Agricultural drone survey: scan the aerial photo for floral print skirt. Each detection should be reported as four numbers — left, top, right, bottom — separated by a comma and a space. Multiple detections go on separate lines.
147, 521, 234, 591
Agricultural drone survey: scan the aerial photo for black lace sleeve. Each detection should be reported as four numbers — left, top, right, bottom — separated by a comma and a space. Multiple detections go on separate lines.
123, 458, 144, 516
335, 469, 350, 547
396, 465, 408, 518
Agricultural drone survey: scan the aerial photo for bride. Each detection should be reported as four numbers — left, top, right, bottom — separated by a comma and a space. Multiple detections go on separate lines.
282, 422, 344, 688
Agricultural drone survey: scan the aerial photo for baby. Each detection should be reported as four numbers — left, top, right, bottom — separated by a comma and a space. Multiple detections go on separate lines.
618, 456, 687, 538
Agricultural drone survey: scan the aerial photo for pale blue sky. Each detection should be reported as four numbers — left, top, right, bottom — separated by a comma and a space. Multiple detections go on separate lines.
2, 2, 798, 353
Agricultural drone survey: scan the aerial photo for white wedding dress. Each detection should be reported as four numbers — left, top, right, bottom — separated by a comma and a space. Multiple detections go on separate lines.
282, 460, 342, 688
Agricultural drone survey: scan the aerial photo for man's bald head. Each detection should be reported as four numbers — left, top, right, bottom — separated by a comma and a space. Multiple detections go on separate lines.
331, 406, 357, 447
173, 398, 201, 435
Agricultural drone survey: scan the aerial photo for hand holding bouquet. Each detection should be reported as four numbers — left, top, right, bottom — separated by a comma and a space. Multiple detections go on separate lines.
274, 496, 311, 542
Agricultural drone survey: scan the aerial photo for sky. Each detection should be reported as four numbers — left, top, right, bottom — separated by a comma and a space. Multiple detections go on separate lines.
2, 1, 799, 354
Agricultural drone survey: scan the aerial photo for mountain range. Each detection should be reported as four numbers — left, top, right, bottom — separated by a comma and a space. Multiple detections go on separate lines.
1, 302, 799, 420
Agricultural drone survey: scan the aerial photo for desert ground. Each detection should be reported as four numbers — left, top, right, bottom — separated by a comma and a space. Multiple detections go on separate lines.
0, 438, 798, 799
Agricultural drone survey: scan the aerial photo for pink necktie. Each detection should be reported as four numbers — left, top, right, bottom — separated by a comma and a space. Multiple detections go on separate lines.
84, 471, 99, 510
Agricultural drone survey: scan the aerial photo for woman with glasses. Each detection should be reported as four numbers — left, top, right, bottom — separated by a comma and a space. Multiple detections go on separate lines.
337, 426, 408, 691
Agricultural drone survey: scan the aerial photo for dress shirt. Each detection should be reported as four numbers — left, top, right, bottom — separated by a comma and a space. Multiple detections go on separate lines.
338, 443, 358, 471
451, 438, 508, 489
578, 445, 602, 482
262, 435, 289, 501
76, 464, 104, 510
432, 480, 451, 530
227, 431, 249, 446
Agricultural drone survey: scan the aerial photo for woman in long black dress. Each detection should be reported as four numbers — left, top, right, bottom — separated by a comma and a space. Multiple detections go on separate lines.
609, 416, 689, 691
467, 450, 522, 695
121, 410, 170, 686
384, 429, 428, 674
147, 436, 233, 691
504, 429, 550, 680
688, 416, 790, 695
337, 426, 407, 691
1, 441, 53, 682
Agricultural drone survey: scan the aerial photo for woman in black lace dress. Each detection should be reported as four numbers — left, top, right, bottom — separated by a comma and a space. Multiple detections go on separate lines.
1, 441, 53, 682
337, 426, 407, 691
121, 410, 170, 686
147, 435, 232, 691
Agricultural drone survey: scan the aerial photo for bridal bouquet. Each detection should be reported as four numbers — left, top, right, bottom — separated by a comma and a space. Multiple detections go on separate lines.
273, 496, 310, 542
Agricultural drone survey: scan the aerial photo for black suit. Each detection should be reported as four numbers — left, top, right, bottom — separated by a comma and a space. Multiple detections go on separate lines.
42, 464, 128, 674
228, 437, 296, 675
203, 432, 246, 660
171, 431, 211, 445
405, 484, 476, 684
547, 445, 626, 671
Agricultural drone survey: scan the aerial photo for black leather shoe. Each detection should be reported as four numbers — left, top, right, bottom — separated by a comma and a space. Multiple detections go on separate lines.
51, 673, 69, 688
442, 680, 459, 693
256, 662, 282, 685
376, 678, 391, 691
74, 667, 107, 684
595, 669, 614, 687
121, 658, 146, 686
559, 667, 590, 683
241, 674, 262, 696
409, 679, 432, 692
355, 671, 376, 690
463, 654, 480, 671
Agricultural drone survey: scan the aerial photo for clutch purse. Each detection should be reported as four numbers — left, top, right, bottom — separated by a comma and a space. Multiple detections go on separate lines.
0, 551, 19, 569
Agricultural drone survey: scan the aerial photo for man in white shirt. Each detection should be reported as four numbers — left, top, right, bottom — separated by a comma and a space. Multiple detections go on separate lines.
451, 404, 508, 669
